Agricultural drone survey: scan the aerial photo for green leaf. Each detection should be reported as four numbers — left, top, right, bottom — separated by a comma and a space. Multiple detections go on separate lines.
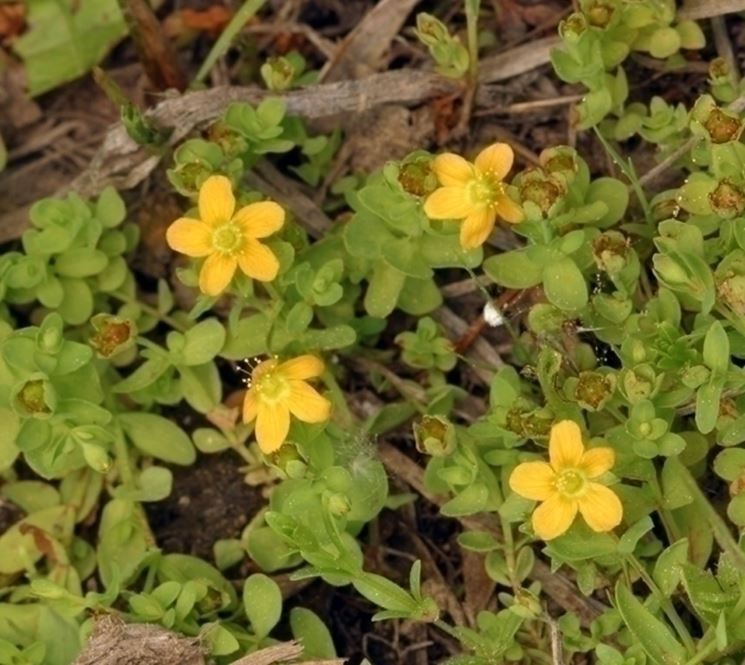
180, 318, 226, 365
113, 356, 171, 394
201, 623, 239, 656
703, 321, 729, 375
290, 607, 336, 659
193, 428, 231, 454
542, 257, 588, 311
483, 249, 544, 288
352, 573, 416, 613
457, 531, 500, 552
14, 0, 128, 96
617, 516, 654, 555
653, 539, 689, 595
54, 248, 108, 277
118, 413, 196, 465
95, 186, 126, 227
364, 260, 406, 318
614, 582, 688, 665
585, 178, 629, 228
221, 313, 271, 360
696, 380, 723, 434
243, 574, 282, 638
179, 362, 222, 414
441, 483, 488, 517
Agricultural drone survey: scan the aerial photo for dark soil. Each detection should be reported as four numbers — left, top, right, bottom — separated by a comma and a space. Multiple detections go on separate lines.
145, 451, 263, 561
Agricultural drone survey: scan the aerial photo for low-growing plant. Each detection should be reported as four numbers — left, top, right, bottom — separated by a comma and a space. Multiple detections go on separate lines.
5, 0, 745, 664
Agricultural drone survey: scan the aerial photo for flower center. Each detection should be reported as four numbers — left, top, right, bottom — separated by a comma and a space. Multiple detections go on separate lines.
468, 173, 504, 209
554, 469, 587, 498
255, 370, 290, 404
211, 222, 243, 255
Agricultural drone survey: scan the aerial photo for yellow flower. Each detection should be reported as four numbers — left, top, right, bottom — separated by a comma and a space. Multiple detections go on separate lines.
423, 142, 524, 249
166, 175, 285, 296
509, 420, 623, 541
242, 355, 332, 454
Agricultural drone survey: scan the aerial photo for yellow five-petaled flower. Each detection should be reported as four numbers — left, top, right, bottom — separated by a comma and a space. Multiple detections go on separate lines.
166, 175, 285, 296
509, 420, 623, 540
424, 142, 524, 249
243, 355, 332, 455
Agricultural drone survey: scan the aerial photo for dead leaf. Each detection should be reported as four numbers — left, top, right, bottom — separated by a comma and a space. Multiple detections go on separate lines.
165, 6, 233, 40
0, 3, 25, 40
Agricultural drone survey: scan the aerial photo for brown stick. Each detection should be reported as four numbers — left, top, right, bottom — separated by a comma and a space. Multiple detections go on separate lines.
678, 0, 745, 20
117, 0, 186, 91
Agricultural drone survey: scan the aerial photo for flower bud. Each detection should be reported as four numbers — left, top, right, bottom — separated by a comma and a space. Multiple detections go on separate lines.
586, 2, 615, 28
414, 415, 456, 457
559, 13, 587, 41
398, 157, 438, 198
325, 491, 351, 517
415, 13, 449, 47
89, 314, 136, 358
620, 365, 658, 403
260, 56, 296, 92
593, 231, 629, 275
718, 273, 745, 317
271, 443, 307, 479
653, 254, 690, 288
518, 169, 563, 217
572, 370, 616, 411
704, 108, 742, 144
13, 376, 55, 417
708, 179, 745, 218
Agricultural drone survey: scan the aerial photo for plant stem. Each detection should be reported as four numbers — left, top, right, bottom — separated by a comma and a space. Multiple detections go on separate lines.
194, 0, 267, 85
626, 553, 696, 654
464, 0, 481, 86
322, 368, 356, 429
110, 291, 189, 333
672, 457, 745, 570
593, 127, 652, 225
113, 424, 135, 488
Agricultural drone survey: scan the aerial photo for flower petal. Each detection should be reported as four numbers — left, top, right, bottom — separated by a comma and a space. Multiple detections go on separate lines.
280, 355, 325, 380
509, 461, 556, 501
165, 218, 212, 256
495, 194, 525, 224
255, 401, 290, 454
579, 447, 615, 478
549, 420, 585, 472
475, 142, 514, 180
288, 381, 332, 423
198, 175, 235, 226
234, 201, 285, 238
459, 208, 496, 249
199, 253, 237, 296
432, 153, 474, 187
532, 494, 578, 541
578, 484, 623, 533
424, 187, 473, 220
237, 240, 279, 282
242, 388, 259, 423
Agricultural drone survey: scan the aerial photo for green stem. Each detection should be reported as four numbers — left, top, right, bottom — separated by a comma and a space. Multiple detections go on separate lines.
672, 457, 745, 570
593, 128, 653, 225
113, 425, 135, 488
649, 469, 683, 543
464, 0, 481, 85
435, 618, 461, 641
110, 291, 189, 332
323, 369, 356, 429
193, 0, 267, 85
683, 629, 717, 665
626, 553, 696, 654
